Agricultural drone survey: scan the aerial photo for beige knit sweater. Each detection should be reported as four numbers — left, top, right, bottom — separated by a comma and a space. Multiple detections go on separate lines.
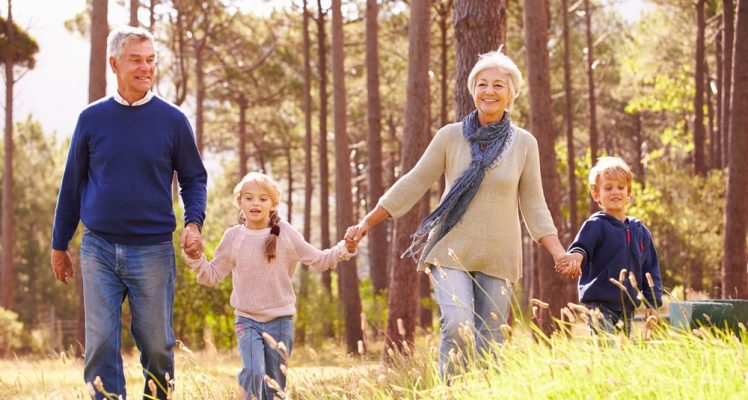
185, 220, 354, 322
379, 122, 557, 283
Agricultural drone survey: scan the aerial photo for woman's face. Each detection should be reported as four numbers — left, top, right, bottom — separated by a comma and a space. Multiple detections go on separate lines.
472, 68, 512, 125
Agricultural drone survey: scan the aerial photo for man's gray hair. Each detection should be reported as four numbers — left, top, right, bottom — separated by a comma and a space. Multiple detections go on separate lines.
107, 26, 156, 60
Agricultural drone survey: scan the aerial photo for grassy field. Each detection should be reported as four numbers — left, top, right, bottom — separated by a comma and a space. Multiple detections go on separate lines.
2, 324, 748, 399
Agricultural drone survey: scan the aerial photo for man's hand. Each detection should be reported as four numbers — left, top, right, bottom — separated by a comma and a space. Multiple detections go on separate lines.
180, 223, 203, 259
51, 249, 74, 284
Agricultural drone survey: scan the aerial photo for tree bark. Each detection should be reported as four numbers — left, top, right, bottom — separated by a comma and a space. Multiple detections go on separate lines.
89, 0, 108, 103
130, 0, 139, 27
722, 0, 748, 299
562, 0, 578, 236
721, 0, 735, 167
454, 0, 506, 121
584, 0, 599, 216
2, 0, 15, 310
238, 94, 248, 178
331, 0, 363, 354
694, 0, 707, 175
524, 0, 574, 334
715, 30, 723, 169
385, 0, 431, 361
316, 0, 333, 316
366, 0, 388, 295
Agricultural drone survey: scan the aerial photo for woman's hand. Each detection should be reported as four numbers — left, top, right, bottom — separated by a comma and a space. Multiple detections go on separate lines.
346, 205, 391, 244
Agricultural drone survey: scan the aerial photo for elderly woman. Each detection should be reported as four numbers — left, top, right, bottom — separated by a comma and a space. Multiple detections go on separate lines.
347, 49, 566, 377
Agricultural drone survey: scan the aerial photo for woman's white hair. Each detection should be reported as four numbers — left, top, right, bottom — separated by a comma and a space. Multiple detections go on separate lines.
466, 48, 523, 109
107, 26, 156, 61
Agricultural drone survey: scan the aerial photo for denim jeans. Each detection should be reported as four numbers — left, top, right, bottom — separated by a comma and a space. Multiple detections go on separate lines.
236, 315, 294, 400
431, 266, 512, 379
80, 229, 176, 400
584, 302, 633, 336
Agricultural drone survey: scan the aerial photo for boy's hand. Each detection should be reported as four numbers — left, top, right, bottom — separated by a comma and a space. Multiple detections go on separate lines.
554, 252, 582, 279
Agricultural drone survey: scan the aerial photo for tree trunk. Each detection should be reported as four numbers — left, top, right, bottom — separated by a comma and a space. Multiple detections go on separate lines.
562, 0, 578, 237
436, 0, 453, 128
417, 196, 433, 330
524, 0, 574, 335
715, 30, 723, 169
453, 0, 506, 121
194, 47, 205, 153
316, 2, 333, 333
385, 0, 431, 361
2, 0, 15, 310
130, 0, 139, 27
633, 112, 646, 187
89, 0, 108, 103
722, 0, 748, 299
584, 0, 599, 216
366, 0, 388, 295
331, 0, 363, 354
298, 0, 313, 346
238, 95, 248, 178
694, 0, 707, 175
722, 0, 735, 167
705, 61, 716, 171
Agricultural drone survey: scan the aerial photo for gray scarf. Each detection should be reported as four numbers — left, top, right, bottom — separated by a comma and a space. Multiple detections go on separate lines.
402, 110, 513, 263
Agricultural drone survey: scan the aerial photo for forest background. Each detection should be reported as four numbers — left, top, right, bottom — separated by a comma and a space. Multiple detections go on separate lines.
0, 0, 746, 361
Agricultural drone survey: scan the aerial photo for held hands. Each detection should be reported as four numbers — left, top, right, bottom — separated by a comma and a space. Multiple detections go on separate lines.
344, 226, 360, 253
554, 252, 582, 279
180, 223, 203, 259
51, 249, 74, 284
344, 220, 370, 244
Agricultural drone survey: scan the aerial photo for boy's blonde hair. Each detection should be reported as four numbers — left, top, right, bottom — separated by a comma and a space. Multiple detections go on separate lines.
233, 172, 282, 262
588, 156, 634, 194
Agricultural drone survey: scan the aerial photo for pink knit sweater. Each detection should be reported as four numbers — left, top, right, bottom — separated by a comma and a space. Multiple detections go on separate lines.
185, 220, 355, 322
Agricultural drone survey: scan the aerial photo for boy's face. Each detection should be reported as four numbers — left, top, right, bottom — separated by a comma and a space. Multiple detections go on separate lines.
592, 176, 630, 219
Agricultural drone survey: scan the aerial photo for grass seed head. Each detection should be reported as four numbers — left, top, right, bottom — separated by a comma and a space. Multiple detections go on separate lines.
530, 298, 550, 309
628, 272, 638, 289
645, 272, 655, 288
262, 332, 279, 349
619, 268, 628, 283
397, 318, 406, 336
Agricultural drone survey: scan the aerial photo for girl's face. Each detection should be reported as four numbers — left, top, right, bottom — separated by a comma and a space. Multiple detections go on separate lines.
592, 176, 630, 220
239, 181, 277, 229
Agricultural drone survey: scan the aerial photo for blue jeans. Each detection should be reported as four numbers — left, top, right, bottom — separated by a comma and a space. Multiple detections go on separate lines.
584, 302, 633, 336
431, 266, 512, 379
236, 315, 294, 400
80, 229, 176, 400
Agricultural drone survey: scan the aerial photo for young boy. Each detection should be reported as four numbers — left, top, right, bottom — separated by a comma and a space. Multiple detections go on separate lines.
557, 156, 662, 334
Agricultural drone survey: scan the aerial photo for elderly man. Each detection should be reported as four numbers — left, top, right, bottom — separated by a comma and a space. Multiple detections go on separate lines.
51, 26, 207, 399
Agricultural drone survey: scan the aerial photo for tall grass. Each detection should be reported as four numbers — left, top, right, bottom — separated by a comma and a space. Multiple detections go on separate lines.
2, 326, 747, 399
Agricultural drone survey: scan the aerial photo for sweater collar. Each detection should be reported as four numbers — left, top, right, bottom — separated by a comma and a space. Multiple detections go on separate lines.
113, 90, 155, 106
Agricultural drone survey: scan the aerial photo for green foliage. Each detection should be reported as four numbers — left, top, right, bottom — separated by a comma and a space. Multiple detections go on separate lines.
628, 156, 725, 293
0, 307, 23, 355
0, 16, 39, 69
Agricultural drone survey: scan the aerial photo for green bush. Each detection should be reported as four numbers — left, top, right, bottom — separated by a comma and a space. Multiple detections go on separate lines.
0, 307, 23, 356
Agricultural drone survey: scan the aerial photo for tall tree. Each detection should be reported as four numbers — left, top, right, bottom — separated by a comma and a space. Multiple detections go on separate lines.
524, 0, 574, 334
298, 0, 314, 345
454, 0, 506, 120
1, 1, 39, 310
366, 0, 388, 295
435, 0, 454, 128
89, 0, 108, 103
316, 0, 333, 313
385, 0, 432, 360
693, 0, 707, 175
722, 0, 748, 299
714, 30, 723, 169
584, 0, 599, 216
331, 0, 363, 354
562, 0, 578, 236
130, 0, 139, 27
721, 0, 735, 165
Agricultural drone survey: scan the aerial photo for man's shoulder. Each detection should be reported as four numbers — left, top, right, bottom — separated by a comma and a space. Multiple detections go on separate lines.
79, 96, 115, 117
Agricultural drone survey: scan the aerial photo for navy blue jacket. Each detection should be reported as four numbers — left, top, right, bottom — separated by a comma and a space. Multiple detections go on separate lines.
569, 212, 663, 312
52, 96, 207, 250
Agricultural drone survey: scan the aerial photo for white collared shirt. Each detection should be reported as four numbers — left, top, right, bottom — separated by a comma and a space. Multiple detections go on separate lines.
113, 90, 155, 106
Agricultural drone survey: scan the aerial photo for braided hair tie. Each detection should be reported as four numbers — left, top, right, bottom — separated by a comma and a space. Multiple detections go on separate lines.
270, 225, 281, 236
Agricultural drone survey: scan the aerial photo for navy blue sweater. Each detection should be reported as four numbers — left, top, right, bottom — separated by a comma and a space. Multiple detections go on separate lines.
569, 212, 663, 311
52, 96, 207, 250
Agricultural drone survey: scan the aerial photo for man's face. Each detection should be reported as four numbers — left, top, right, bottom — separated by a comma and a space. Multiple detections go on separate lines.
109, 39, 156, 102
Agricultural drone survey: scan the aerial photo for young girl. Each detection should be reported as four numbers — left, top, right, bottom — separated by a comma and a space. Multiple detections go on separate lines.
183, 172, 357, 400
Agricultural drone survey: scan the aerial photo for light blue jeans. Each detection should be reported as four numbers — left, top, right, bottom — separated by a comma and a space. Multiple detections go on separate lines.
236, 315, 294, 400
431, 266, 512, 378
80, 229, 176, 400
